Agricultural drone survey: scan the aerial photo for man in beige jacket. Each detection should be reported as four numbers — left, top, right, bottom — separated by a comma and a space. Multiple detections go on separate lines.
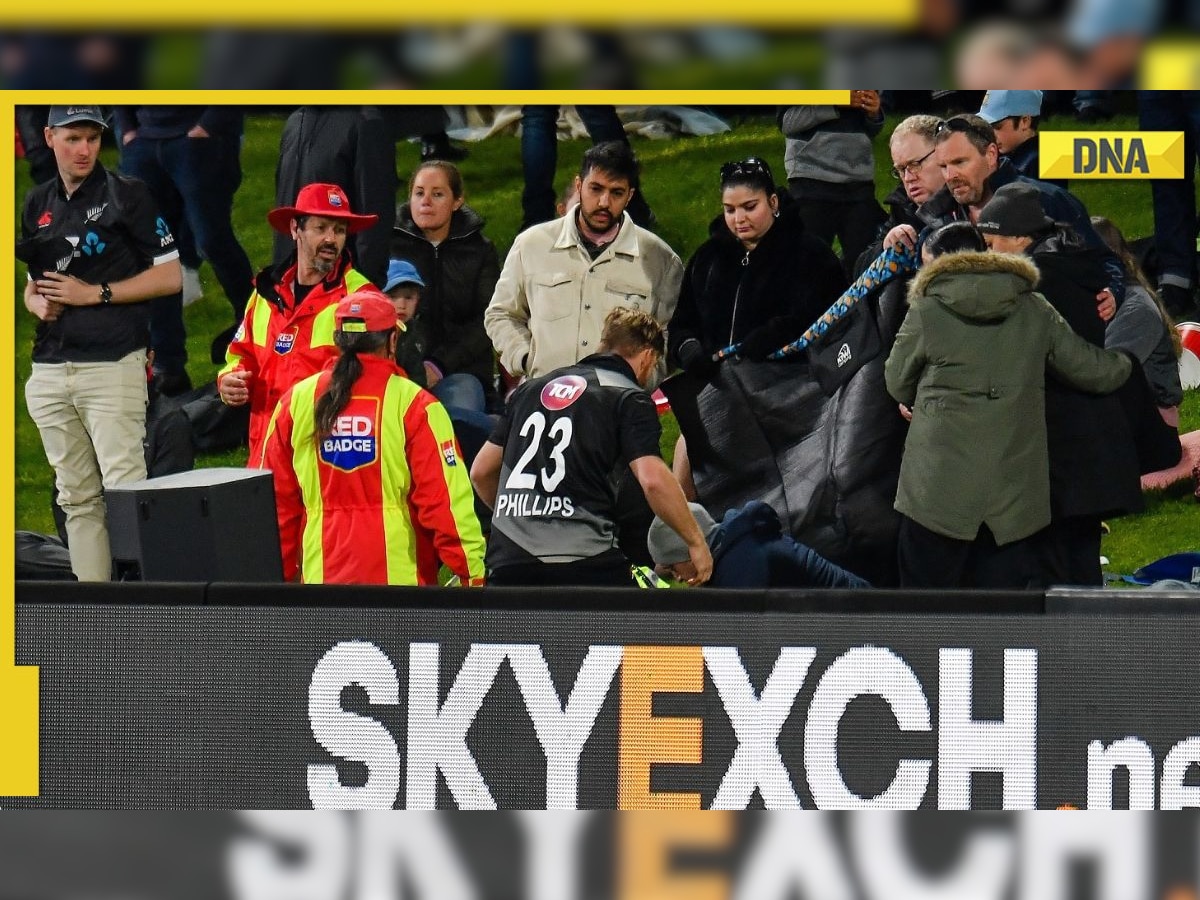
485, 141, 682, 389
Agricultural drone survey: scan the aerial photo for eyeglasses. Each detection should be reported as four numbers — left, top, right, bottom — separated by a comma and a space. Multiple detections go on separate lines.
720, 157, 772, 184
890, 147, 936, 180
935, 115, 996, 144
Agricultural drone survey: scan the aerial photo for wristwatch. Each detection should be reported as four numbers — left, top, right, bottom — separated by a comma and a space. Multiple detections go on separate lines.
99, 283, 112, 305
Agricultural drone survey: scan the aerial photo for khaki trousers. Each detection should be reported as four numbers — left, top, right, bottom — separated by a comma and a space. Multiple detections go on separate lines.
26, 351, 148, 581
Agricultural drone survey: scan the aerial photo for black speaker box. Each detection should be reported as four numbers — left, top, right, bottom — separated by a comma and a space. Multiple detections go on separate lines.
106, 468, 282, 582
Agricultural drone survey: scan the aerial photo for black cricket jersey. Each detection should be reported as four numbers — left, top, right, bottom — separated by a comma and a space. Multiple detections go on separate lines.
486, 353, 662, 568
17, 162, 179, 363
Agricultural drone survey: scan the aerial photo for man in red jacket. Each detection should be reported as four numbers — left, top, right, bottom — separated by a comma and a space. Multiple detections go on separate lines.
218, 182, 376, 464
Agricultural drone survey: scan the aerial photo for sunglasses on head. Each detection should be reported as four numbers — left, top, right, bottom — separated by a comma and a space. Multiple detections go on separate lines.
720, 157, 772, 184
935, 116, 995, 143
890, 147, 936, 180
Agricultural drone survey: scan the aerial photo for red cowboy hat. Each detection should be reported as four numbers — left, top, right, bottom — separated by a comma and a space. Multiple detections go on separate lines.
266, 183, 379, 235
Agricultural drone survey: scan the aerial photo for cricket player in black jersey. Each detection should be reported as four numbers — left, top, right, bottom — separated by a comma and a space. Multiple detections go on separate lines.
472, 308, 712, 587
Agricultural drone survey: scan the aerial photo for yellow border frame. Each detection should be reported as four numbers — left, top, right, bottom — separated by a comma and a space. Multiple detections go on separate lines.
0, 89, 848, 799
1, 93, 37, 797
0, 5, 917, 25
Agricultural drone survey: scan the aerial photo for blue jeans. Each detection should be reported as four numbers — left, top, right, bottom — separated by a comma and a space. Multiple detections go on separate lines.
1139, 91, 1200, 289
121, 133, 254, 373
431, 372, 495, 462
431, 372, 487, 414
520, 105, 633, 227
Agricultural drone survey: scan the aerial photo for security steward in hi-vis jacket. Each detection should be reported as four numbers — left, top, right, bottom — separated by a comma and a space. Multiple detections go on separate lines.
471, 307, 712, 588
261, 289, 485, 586
218, 182, 376, 465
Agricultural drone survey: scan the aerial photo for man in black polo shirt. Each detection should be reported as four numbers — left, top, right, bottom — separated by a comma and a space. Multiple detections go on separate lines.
18, 105, 182, 581
471, 307, 712, 587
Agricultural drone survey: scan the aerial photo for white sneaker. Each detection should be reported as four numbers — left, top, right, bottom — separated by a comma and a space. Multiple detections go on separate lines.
182, 267, 203, 307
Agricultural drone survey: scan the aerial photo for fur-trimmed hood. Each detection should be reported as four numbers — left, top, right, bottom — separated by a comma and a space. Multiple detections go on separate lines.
908, 250, 1041, 322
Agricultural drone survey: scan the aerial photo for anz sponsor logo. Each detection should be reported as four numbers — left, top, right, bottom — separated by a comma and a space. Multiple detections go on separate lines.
321, 413, 378, 471
80, 231, 106, 257
154, 216, 174, 247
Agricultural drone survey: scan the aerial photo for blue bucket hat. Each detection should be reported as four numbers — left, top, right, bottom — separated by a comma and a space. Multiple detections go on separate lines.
383, 259, 426, 293
977, 91, 1044, 124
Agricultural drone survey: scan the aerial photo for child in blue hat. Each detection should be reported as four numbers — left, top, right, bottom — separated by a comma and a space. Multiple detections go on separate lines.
383, 258, 430, 387
977, 90, 1065, 188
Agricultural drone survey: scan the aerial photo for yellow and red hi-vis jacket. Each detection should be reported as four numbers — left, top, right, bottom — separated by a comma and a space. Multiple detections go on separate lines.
260, 354, 486, 586
219, 254, 373, 464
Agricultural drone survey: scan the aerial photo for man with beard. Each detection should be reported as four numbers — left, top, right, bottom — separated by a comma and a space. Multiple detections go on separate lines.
486, 145, 682, 567
486, 141, 682, 388
218, 182, 376, 464
927, 113, 1124, 315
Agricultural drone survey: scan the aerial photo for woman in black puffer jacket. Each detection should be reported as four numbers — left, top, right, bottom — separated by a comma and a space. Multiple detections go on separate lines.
668, 157, 847, 376
391, 160, 501, 412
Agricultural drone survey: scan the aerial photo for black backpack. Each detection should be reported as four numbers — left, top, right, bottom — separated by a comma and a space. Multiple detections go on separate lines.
16, 531, 75, 581
177, 381, 250, 453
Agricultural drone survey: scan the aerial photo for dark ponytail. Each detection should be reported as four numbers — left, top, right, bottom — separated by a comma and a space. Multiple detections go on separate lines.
314, 331, 391, 436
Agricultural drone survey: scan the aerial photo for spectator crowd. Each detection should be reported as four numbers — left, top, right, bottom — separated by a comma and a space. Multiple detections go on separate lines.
17, 93, 1197, 589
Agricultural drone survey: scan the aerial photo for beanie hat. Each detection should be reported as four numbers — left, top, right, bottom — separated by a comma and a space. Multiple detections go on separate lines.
976, 182, 1055, 237
647, 503, 719, 565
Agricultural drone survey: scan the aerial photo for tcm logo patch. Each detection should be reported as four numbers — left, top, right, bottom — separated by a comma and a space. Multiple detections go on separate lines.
1040, 131, 1186, 180
540, 374, 587, 411
274, 328, 298, 355
320, 401, 379, 471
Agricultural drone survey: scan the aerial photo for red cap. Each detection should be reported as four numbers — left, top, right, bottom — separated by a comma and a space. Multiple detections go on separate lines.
335, 289, 399, 333
267, 183, 379, 235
